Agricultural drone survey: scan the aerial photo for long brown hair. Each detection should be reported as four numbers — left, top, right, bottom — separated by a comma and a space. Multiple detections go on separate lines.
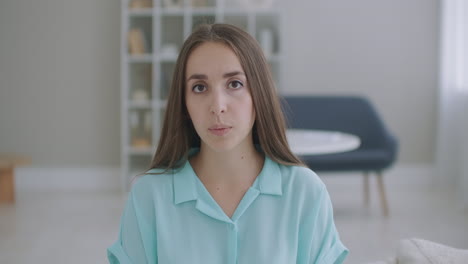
145, 23, 303, 175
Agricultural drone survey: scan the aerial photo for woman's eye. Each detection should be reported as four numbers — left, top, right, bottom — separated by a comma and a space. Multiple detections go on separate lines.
228, 80, 244, 89
192, 84, 206, 93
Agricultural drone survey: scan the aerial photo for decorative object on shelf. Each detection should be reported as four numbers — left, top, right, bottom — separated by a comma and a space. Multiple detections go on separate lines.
259, 28, 274, 56
191, 0, 208, 7
238, 0, 274, 9
129, 0, 153, 9
130, 112, 151, 148
163, 0, 183, 8
132, 137, 151, 148
143, 111, 152, 135
128, 28, 147, 54
132, 88, 149, 103
160, 43, 179, 58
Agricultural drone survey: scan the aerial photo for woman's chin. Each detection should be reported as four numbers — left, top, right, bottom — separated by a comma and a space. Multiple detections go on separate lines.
203, 142, 238, 153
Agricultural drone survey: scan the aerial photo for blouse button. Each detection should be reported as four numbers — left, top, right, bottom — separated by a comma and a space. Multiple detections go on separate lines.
230, 223, 237, 231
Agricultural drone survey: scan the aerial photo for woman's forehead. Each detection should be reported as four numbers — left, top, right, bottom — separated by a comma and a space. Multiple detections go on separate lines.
185, 42, 244, 78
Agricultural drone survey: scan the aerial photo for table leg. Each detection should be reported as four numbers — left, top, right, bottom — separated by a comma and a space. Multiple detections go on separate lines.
0, 167, 15, 203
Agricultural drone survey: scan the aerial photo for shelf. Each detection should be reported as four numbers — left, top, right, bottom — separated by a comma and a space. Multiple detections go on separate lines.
128, 8, 153, 16
223, 8, 279, 15
157, 7, 217, 14
158, 53, 178, 62
190, 0, 216, 8
190, 7, 217, 15
127, 54, 153, 63
128, 147, 154, 155
157, 8, 185, 15
121, 0, 281, 192
128, 101, 152, 109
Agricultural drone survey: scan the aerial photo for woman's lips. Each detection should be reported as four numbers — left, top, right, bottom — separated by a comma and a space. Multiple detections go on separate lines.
208, 127, 232, 136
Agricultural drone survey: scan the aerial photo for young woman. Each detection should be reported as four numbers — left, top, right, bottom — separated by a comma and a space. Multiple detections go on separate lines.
108, 23, 348, 264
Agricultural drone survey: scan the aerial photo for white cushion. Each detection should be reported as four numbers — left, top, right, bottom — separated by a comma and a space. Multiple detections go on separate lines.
366, 258, 397, 264
397, 238, 468, 264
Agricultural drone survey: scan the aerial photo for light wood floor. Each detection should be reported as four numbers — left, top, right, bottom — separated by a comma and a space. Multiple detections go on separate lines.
0, 170, 467, 264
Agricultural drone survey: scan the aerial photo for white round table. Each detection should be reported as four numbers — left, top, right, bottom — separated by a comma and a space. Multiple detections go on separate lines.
286, 129, 361, 155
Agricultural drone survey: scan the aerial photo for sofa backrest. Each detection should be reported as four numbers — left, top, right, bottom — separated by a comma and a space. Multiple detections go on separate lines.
281, 95, 391, 149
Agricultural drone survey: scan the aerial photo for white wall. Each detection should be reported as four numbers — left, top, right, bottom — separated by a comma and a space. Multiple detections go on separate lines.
280, 0, 439, 164
0, 0, 121, 167
0, 0, 439, 169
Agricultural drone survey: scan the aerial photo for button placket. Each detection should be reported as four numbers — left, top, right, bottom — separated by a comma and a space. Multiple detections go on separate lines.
228, 222, 239, 264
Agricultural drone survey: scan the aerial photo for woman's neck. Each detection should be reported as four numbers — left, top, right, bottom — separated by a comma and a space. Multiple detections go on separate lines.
190, 143, 265, 186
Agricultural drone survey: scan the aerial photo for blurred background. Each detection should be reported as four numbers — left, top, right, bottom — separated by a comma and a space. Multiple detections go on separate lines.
0, 0, 467, 263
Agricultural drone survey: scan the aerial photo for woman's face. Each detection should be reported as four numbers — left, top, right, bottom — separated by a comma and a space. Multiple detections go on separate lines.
185, 42, 256, 153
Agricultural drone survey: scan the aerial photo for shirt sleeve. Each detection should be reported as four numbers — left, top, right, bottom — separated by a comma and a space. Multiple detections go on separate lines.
300, 186, 349, 264
107, 184, 157, 264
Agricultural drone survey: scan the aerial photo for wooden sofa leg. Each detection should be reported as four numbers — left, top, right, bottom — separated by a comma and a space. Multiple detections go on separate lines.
363, 172, 370, 206
376, 172, 389, 217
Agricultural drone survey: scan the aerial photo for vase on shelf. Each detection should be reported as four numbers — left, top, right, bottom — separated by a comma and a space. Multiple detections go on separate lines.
130, 112, 152, 148
191, 0, 208, 7
128, 28, 147, 55
129, 0, 153, 9
132, 88, 149, 103
163, 0, 183, 8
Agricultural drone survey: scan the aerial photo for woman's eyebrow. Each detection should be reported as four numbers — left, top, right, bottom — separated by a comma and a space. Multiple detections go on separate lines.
223, 71, 245, 78
186, 71, 245, 82
186, 74, 207, 82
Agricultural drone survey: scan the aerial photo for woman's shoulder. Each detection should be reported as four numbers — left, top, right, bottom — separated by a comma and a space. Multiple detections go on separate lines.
277, 162, 324, 185
277, 162, 326, 195
130, 168, 175, 194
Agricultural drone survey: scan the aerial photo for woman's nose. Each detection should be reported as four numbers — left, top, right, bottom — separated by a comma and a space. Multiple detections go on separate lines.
209, 90, 227, 115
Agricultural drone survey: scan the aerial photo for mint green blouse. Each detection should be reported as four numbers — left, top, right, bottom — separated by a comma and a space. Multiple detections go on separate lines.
107, 152, 348, 264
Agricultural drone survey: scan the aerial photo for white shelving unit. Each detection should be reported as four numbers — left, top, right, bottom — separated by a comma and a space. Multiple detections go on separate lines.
121, 0, 283, 192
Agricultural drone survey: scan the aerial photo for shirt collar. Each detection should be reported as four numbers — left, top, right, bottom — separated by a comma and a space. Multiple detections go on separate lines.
254, 156, 283, 196
173, 158, 198, 204
173, 148, 283, 205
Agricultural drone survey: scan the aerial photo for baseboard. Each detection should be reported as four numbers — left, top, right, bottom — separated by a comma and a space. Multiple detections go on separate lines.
14, 167, 121, 192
